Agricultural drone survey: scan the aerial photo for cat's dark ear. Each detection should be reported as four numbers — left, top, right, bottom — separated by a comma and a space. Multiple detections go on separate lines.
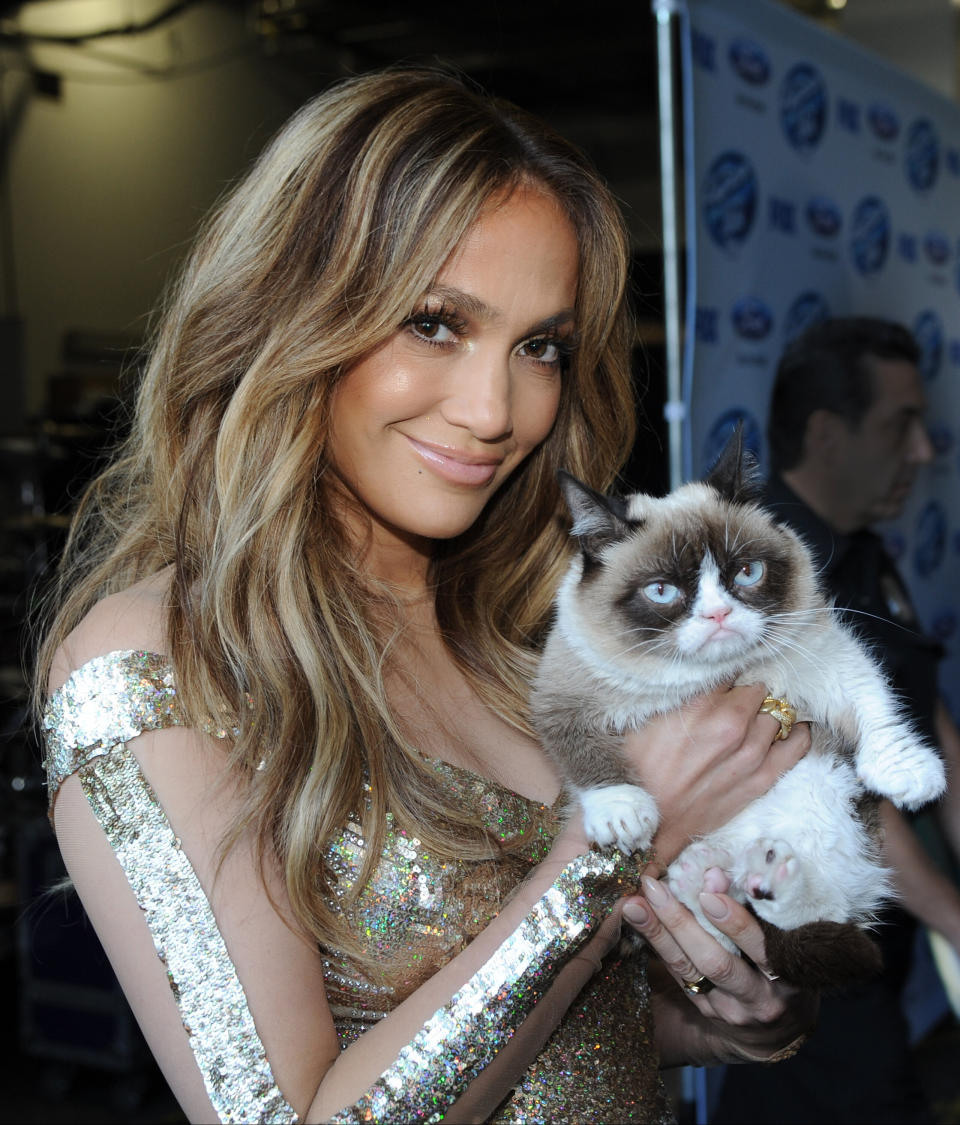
557, 470, 634, 561
705, 423, 763, 504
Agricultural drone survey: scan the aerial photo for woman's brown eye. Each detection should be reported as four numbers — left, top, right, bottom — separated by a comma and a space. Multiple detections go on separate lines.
405, 316, 458, 345
520, 337, 562, 364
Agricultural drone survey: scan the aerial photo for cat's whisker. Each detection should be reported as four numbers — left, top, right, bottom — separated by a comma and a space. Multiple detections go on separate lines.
533, 453, 932, 978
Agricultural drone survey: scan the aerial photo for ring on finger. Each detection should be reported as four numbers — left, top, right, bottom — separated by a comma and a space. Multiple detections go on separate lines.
681, 973, 715, 996
759, 696, 797, 741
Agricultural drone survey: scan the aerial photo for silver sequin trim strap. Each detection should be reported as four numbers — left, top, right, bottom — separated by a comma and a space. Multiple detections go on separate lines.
43, 650, 184, 808
79, 747, 297, 1124
328, 850, 637, 1124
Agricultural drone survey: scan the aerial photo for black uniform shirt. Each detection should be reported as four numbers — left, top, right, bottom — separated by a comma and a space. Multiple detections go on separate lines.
764, 475, 942, 745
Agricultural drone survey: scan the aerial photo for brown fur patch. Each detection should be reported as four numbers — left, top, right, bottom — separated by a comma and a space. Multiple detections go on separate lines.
756, 914, 884, 988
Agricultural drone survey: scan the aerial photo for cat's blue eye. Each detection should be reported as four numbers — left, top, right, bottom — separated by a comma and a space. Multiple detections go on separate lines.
733, 560, 765, 587
643, 580, 680, 605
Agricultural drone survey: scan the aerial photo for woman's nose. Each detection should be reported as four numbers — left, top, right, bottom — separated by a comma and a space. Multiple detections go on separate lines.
441, 354, 513, 441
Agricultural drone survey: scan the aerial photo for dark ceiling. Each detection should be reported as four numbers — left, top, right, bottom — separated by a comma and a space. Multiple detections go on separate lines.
243, 0, 835, 175
245, 0, 665, 199
249, 0, 660, 118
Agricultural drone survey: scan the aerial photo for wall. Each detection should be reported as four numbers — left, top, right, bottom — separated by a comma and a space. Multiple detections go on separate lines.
2, 0, 304, 416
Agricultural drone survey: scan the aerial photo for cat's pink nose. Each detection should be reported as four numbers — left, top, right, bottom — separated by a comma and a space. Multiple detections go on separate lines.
702, 606, 732, 624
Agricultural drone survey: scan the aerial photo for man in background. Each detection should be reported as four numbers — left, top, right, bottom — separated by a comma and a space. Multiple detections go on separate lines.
714, 317, 960, 1124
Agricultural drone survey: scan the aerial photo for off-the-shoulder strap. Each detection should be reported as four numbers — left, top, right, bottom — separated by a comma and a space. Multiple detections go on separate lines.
43, 650, 185, 810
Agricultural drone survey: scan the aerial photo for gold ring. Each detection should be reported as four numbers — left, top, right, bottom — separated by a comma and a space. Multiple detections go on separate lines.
759, 696, 797, 741
681, 974, 715, 996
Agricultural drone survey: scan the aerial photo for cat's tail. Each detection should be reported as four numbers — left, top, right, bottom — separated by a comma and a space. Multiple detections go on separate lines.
755, 915, 883, 989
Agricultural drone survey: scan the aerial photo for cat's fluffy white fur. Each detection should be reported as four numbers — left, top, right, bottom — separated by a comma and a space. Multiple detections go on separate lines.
532, 455, 945, 950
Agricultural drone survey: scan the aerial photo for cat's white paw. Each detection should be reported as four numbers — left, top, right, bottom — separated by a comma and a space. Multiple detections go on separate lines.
735, 839, 809, 926
578, 784, 658, 854
667, 842, 732, 908
856, 735, 946, 810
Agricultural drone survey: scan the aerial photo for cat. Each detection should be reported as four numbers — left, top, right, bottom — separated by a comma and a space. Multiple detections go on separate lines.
530, 431, 946, 985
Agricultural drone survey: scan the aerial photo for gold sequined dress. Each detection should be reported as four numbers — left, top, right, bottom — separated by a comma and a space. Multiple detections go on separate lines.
43, 650, 672, 1124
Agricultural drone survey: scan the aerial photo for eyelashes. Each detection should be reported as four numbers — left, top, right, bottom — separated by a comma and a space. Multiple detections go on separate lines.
403, 302, 468, 344
401, 302, 577, 371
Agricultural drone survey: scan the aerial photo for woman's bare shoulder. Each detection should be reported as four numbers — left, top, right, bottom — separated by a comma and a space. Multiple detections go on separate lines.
49, 568, 175, 696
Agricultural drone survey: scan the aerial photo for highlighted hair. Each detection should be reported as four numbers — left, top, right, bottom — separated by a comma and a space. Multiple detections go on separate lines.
38, 68, 635, 963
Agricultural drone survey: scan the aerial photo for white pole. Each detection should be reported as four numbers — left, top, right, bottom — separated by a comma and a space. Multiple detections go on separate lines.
653, 0, 686, 489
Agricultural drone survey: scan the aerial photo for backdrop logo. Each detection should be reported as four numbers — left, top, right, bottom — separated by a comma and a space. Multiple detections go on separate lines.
783, 291, 830, 344
923, 230, 950, 266
728, 38, 771, 86
913, 309, 944, 381
905, 118, 940, 191
703, 409, 761, 476
779, 63, 828, 154
867, 102, 900, 142
703, 152, 758, 250
731, 296, 773, 340
849, 196, 890, 275
804, 195, 842, 238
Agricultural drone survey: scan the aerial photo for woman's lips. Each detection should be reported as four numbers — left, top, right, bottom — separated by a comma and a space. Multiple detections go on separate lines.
404, 436, 502, 486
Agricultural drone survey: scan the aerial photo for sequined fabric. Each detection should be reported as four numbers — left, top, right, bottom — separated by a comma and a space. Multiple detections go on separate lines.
43, 651, 296, 1125
328, 851, 643, 1125
43, 650, 182, 806
44, 651, 673, 1125
323, 761, 672, 1125
79, 749, 295, 1124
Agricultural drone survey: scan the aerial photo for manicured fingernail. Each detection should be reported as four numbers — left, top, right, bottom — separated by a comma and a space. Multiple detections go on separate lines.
622, 901, 650, 926
700, 892, 729, 920
642, 875, 669, 905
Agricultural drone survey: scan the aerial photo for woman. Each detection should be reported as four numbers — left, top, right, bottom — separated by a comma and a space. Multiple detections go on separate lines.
39, 69, 814, 1123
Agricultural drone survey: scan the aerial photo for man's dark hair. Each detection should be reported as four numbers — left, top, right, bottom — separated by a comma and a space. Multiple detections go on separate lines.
767, 317, 919, 473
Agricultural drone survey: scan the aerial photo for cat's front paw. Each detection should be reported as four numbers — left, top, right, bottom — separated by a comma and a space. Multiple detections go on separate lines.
578, 784, 658, 854
856, 736, 946, 810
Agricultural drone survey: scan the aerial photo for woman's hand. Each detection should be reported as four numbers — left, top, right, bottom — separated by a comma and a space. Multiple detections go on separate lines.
620, 683, 811, 866
623, 877, 818, 1067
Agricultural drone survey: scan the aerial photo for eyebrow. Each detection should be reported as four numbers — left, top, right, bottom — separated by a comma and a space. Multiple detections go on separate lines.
424, 284, 577, 336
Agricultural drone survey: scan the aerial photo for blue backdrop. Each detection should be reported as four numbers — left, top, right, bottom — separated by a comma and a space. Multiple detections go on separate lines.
676, 0, 960, 713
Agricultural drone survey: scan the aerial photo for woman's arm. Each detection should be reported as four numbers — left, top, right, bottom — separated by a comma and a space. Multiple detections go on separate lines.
880, 798, 960, 952
51, 598, 811, 1121
311, 683, 813, 1111
933, 699, 960, 861
55, 719, 638, 1123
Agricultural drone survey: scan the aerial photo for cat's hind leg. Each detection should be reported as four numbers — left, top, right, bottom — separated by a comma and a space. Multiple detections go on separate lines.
733, 838, 814, 928
666, 840, 739, 952
666, 840, 733, 903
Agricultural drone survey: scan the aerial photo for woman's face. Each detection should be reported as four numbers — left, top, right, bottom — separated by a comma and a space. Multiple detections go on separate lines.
328, 186, 579, 576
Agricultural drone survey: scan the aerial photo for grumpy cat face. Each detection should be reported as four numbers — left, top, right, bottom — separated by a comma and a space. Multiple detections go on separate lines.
555, 434, 822, 687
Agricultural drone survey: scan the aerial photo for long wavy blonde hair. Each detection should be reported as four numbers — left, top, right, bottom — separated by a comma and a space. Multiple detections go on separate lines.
38, 68, 636, 961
